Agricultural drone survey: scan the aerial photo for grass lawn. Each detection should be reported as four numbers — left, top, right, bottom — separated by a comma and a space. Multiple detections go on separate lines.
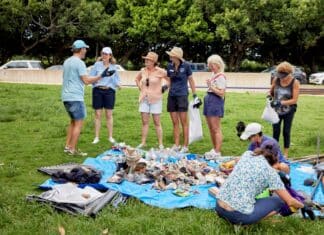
0, 83, 323, 235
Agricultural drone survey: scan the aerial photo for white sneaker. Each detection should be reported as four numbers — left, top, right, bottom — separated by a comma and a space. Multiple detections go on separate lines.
108, 137, 116, 144
136, 143, 146, 149
171, 145, 181, 152
205, 149, 221, 160
205, 149, 216, 155
92, 137, 99, 144
159, 144, 164, 150
67, 149, 88, 157
64, 146, 70, 153
180, 146, 188, 153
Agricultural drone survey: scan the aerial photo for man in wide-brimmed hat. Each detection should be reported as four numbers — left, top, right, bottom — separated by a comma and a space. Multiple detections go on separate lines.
165, 46, 197, 153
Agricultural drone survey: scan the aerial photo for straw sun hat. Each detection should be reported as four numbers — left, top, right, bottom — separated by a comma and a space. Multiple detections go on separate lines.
166, 47, 184, 61
142, 52, 158, 63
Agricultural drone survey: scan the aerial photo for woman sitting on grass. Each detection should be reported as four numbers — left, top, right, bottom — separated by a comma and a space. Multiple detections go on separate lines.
215, 139, 304, 225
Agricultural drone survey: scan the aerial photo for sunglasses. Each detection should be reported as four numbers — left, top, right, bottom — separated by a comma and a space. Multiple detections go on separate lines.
146, 78, 149, 87
101, 52, 110, 56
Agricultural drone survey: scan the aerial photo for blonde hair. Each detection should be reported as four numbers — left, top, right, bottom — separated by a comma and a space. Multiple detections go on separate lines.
207, 54, 225, 72
276, 61, 294, 74
110, 56, 116, 64
96, 55, 116, 64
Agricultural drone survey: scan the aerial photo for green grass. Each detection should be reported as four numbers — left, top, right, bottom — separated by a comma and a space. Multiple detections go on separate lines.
0, 83, 323, 235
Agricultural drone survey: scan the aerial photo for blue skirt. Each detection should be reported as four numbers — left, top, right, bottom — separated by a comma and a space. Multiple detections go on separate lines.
203, 92, 224, 117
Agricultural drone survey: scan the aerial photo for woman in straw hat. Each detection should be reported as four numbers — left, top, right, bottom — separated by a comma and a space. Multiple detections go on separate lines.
135, 52, 169, 149
166, 46, 197, 153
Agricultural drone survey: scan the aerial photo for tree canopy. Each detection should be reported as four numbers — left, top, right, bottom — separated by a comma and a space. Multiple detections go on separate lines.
0, 0, 323, 72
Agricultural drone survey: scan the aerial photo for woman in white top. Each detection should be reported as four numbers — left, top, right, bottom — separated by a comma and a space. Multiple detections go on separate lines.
203, 55, 226, 158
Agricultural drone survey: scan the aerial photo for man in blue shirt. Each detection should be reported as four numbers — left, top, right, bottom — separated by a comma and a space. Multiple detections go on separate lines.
62, 40, 106, 156
165, 47, 197, 153
240, 122, 290, 173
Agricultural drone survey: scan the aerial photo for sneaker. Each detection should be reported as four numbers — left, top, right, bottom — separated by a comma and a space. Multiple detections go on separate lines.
205, 149, 215, 159
108, 137, 116, 144
92, 137, 99, 144
63, 146, 70, 153
136, 143, 146, 149
159, 144, 164, 150
205, 149, 216, 155
171, 145, 181, 152
205, 150, 221, 160
67, 149, 88, 157
180, 146, 189, 153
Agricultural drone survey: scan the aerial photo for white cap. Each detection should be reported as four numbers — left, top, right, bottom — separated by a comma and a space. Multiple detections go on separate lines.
240, 123, 262, 140
102, 47, 112, 54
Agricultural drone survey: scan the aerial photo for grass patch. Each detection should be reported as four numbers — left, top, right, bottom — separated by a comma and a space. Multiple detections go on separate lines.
0, 83, 323, 234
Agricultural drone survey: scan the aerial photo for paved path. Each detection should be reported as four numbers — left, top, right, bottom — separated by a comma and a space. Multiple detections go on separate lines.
1, 70, 323, 94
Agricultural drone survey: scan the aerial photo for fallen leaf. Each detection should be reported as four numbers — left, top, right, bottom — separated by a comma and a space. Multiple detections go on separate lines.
58, 225, 65, 235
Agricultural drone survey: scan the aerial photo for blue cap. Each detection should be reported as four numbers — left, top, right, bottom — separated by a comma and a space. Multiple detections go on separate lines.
72, 40, 89, 49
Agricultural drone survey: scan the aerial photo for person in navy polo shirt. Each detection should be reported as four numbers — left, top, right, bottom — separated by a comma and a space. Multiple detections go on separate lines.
165, 47, 197, 153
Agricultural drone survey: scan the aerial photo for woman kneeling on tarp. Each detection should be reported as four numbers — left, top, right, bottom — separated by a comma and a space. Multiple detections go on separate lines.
215, 139, 304, 225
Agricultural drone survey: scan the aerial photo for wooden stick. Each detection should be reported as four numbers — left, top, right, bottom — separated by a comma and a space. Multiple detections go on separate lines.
289, 154, 324, 163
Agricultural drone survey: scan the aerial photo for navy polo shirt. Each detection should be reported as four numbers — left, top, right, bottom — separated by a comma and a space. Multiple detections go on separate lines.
167, 61, 192, 96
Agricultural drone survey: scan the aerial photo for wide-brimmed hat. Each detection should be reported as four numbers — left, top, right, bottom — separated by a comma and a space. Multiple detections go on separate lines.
142, 52, 158, 63
240, 122, 262, 140
166, 47, 184, 61
260, 139, 280, 157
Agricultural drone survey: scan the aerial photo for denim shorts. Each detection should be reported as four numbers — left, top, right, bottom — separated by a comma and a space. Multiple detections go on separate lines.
139, 97, 162, 114
92, 87, 116, 110
63, 101, 86, 120
167, 95, 188, 112
203, 93, 224, 117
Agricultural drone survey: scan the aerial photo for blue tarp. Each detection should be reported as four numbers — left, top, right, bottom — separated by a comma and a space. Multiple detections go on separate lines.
40, 149, 324, 210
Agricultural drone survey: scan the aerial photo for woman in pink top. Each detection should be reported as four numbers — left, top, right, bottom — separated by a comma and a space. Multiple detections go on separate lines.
135, 52, 169, 149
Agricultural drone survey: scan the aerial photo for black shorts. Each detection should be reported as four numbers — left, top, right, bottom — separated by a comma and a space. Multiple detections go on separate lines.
167, 95, 188, 112
92, 87, 116, 110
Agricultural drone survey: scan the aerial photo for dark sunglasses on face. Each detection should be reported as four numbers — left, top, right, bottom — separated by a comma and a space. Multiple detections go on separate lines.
101, 52, 110, 56
146, 78, 149, 87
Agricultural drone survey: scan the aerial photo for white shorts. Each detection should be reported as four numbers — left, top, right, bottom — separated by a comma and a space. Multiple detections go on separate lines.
139, 97, 162, 114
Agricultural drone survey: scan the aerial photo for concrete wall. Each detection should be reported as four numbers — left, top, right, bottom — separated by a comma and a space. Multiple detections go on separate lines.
0, 70, 271, 89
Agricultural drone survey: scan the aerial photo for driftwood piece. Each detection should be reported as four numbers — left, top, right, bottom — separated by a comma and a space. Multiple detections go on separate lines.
289, 154, 324, 163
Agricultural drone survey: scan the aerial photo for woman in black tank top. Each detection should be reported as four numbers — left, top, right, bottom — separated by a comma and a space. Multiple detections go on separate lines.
269, 61, 300, 158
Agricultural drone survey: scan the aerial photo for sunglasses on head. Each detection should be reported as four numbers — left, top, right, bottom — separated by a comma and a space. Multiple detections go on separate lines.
146, 78, 149, 87
264, 145, 273, 150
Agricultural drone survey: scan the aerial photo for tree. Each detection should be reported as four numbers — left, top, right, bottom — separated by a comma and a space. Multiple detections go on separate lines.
112, 0, 193, 66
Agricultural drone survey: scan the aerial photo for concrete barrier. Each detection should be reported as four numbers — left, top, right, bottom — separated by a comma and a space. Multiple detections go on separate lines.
0, 70, 271, 89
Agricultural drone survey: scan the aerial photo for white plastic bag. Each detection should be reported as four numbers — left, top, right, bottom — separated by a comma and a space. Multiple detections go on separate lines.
189, 100, 203, 144
261, 100, 279, 124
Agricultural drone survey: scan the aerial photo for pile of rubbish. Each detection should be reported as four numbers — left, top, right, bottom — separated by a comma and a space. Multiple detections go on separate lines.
105, 144, 233, 191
